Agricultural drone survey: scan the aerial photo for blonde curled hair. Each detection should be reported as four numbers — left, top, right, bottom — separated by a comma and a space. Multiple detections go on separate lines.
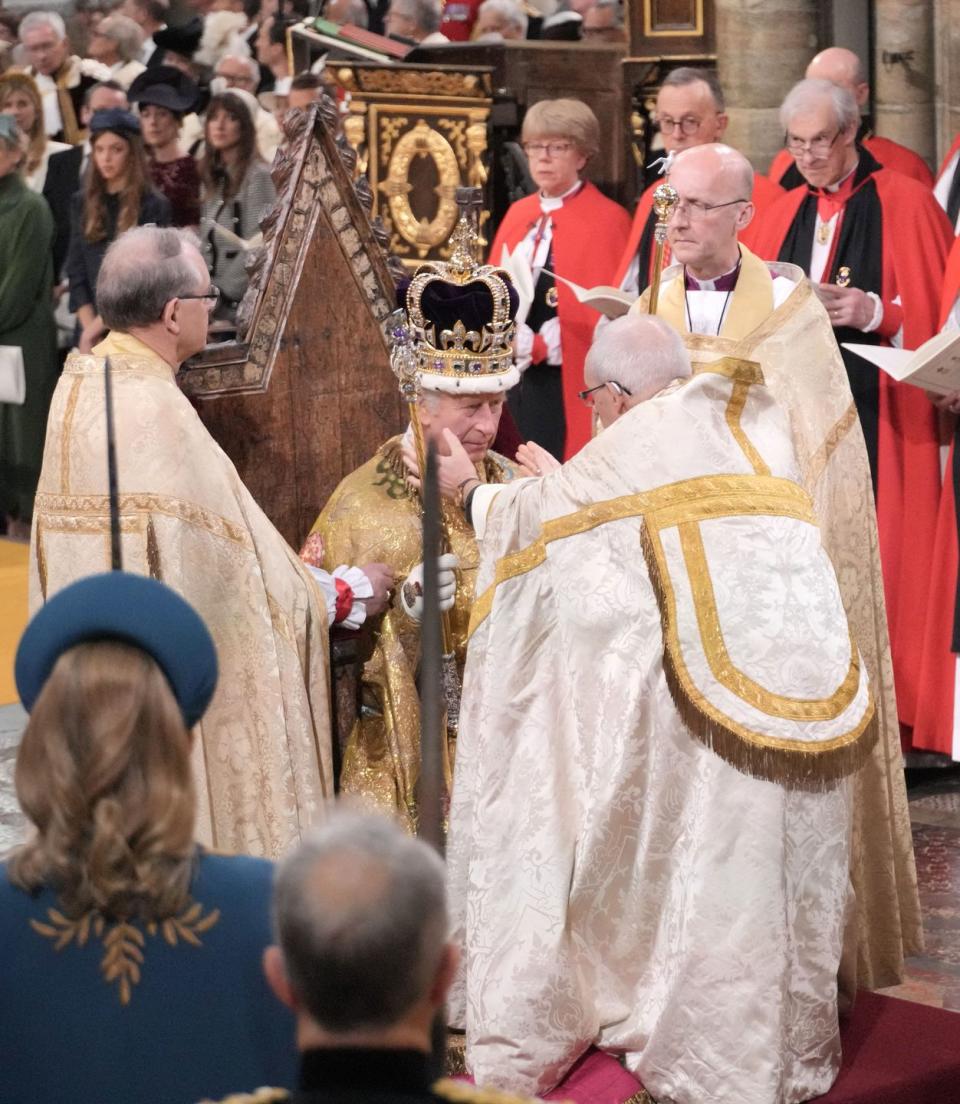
8, 640, 197, 922
0, 72, 45, 176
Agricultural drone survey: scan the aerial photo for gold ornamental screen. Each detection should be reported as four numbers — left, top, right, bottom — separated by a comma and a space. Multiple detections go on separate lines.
326, 63, 493, 269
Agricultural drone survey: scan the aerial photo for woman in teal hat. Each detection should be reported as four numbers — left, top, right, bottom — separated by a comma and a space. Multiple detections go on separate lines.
1, 572, 298, 1104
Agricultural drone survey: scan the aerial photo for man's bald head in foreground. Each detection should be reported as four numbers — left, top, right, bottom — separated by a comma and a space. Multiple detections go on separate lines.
806, 46, 869, 108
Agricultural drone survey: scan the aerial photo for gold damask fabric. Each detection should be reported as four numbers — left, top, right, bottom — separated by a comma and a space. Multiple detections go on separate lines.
30, 333, 334, 858
313, 435, 514, 831
645, 262, 921, 988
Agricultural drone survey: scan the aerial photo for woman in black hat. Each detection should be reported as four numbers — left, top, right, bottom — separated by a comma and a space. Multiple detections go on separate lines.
129, 64, 201, 227
2, 572, 298, 1104
65, 106, 171, 352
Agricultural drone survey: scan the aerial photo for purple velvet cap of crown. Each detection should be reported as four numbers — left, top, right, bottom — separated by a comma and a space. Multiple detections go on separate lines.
396, 275, 519, 334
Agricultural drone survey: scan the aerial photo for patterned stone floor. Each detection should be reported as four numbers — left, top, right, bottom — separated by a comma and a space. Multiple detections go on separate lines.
1, 702, 959, 1011
878, 764, 960, 1011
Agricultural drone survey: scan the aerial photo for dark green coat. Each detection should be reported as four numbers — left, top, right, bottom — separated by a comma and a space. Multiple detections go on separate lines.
0, 171, 59, 523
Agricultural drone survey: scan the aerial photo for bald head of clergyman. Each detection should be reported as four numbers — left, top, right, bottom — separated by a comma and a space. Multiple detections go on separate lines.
665, 142, 755, 283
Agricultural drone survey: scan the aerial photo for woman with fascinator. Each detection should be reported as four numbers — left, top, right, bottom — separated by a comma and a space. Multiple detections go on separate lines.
1, 573, 297, 1103
65, 107, 171, 352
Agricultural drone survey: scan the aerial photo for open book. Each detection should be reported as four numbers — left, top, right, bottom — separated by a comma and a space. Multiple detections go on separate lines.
542, 271, 636, 319
842, 328, 960, 395
495, 249, 636, 322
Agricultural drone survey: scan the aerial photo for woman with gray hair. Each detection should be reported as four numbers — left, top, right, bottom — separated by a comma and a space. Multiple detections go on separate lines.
488, 97, 630, 461
86, 11, 147, 89
0, 113, 58, 538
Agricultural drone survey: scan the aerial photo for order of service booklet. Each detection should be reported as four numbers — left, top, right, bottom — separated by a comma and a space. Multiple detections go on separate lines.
842, 328, 960, 395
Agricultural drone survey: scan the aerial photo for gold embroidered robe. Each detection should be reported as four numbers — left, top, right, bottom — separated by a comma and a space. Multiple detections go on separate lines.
29, 333, 334, 857
637, 247, 922, 988
312, 435, 515, 830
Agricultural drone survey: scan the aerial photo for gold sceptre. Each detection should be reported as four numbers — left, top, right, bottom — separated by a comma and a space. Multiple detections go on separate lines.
647, 181, 679, 315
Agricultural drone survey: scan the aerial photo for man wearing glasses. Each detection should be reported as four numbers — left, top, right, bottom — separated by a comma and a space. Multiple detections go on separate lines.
29, 225, 394, 859
612, 66, 783, 296
767, 47, 933, 190
751, 78, 952, 760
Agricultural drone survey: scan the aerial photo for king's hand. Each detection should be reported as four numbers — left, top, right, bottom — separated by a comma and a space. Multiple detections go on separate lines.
401, 428, 477, 500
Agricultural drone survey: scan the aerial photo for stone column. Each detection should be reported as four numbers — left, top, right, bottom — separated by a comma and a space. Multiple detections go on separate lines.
873, 0, 936, 168
934, 0, 960, 165
716, 0, 819, 173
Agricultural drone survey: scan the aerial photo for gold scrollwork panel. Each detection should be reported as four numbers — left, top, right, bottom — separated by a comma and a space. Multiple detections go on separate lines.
369, 107, 490, 265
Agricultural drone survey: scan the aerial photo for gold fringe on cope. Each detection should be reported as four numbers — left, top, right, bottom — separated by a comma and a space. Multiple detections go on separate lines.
639, 519, 878, 790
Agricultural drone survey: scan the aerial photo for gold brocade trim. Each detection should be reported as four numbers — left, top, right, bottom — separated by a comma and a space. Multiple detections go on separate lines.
677, 520, 859, 719
65, 350, 175, 382
59, 376, 83, 496
30, 899, 220, 1006
34, 493, 256, 552
693, 356, 764, 385
682, 278, 813, 360
622, 1093, 655, 1104
641, 520, 877, 787
35, 516, 47, 600
468, 475, 817, 637
807, 401, 860, 486
267, 595, 297, 649
433, 1077, 541, 1104
724, 380, 771, 477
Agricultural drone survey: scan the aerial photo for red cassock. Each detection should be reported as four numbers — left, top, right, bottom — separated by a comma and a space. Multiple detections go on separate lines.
912, 240, 960, 758
750, 167, 951, 737
768, 135, 934, 189
488, 182, 631, 458
612, 172, 783, 290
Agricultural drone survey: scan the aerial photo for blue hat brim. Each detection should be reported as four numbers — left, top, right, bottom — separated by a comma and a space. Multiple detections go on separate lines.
15, 573, 218, 729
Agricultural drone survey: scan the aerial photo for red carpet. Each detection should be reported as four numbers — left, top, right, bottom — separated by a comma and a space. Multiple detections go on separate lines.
815, 990, 960, 1103
461, 991, 960, 1102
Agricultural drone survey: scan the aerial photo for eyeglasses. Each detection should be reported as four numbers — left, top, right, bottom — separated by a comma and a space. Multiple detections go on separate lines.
784, 129, 841, 157
669, 197, 748, 220
178, 285, 221, 313
522, 141, 574, 158
655, 114, 706, 136
578, 380, 632, 405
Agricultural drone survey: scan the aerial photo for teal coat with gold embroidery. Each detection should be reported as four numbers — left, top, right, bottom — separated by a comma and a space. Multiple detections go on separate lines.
0, 850, 297, 1104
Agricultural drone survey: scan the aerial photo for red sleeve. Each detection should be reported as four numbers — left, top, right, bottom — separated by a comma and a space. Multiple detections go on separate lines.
612, 184, 656, 287
767, 149, 795, 188
875, 170, 952, 349
865, 136, 934, 188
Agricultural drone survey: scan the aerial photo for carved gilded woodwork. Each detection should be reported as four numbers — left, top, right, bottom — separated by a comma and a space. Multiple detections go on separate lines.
179, 94, 407, 549
325, 63, 493, 269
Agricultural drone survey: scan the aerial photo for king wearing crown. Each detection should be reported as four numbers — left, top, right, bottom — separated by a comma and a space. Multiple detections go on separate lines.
306, 219, 520, 830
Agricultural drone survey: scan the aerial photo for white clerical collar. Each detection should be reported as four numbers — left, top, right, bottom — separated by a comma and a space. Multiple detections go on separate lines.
686, 254, 741, 292
825, 162, 857, 194
539, 179, 583, 214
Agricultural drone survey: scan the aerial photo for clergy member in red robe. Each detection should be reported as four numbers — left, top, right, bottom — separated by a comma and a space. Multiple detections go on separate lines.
766, 47, 933, 190
612, 66, 783, 294
751, 78, 952, 740
913, 242, 960, 760
489, 97, 630, 461
934, 132, 960, 234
